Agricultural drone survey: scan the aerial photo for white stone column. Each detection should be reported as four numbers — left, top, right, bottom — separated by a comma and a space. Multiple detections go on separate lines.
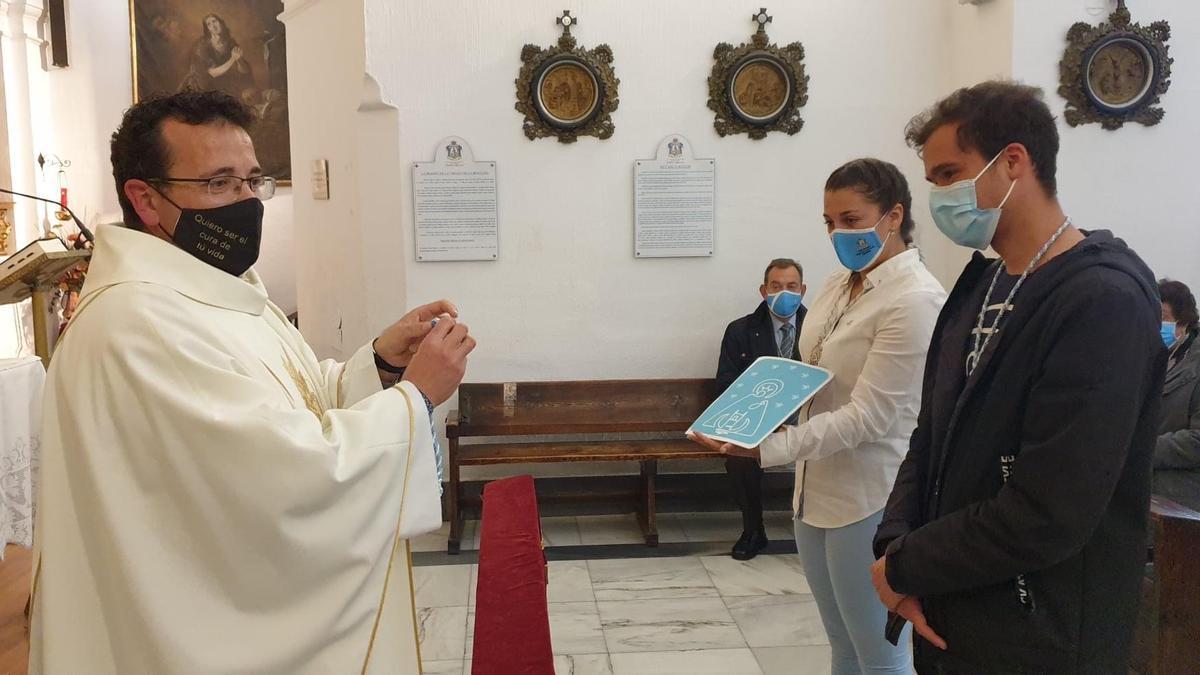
1, 0, 48, 245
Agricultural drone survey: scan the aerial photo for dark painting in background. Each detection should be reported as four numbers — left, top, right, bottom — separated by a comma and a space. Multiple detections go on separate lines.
131, 0, 291, 181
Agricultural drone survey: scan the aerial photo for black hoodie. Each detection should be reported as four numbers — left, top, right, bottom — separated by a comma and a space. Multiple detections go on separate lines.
874, 230, 1166, 674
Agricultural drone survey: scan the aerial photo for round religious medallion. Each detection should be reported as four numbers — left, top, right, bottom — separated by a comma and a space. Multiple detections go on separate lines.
1082, 34, 1158, 113
533, 57, 602, 129
727, 54, 793, 126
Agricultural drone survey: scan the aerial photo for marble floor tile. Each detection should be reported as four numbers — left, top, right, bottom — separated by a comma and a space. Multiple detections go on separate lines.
410, 520, 453, 553
464, 609, 474, 658
467, 564, 478, 607
675, 511, 745, 544
653, 513, 690, 544
609, 648, 762, 675
724, 594, 828, 648
701, 554, 811, 597
411, 519, 478, 553
421, 660, 462, 675
417, 605, 468, 662
577, 514, 646, 546
598, 597, 745, 653
548, 560, 595, 603
549, 602, 607, 655
762, 510, 796, 542
553, 653, 615, 675
752, 645, 833, 675
414, 563, 472, 608
540, 515, 582, 547
464, 518, 481, 551
588, 556, 718, 601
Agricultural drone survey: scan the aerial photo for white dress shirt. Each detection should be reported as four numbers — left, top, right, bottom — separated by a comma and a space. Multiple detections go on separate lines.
760, 248, 946, 528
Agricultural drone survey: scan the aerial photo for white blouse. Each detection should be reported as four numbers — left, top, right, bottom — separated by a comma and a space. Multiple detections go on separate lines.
760, 248, 947, 528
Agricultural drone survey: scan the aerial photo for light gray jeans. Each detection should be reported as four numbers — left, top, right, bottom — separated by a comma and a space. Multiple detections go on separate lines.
794, 509, 913, 675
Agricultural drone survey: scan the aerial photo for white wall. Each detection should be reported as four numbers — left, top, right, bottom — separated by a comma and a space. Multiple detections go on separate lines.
1, 0, 300, 358
284, 0, 1200, 439
1012, 0, 1200, 291
357, 0, 952, 385
925, 0, 1016, 284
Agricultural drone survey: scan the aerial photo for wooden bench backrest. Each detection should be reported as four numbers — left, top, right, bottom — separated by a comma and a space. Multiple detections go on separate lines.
451, 378, 717, 437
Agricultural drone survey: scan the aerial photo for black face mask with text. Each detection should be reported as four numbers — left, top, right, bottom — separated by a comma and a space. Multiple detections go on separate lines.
154, 190, 264, 277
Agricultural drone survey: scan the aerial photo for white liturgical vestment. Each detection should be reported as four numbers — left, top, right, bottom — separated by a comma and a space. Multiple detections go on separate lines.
30, 225, 442, 674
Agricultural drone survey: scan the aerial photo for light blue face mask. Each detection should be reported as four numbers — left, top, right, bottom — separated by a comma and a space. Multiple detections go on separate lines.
929, 150, 1017, 250
830, 213, 892, 272
1162, 321, 1179, 347
766, 290, 803, 318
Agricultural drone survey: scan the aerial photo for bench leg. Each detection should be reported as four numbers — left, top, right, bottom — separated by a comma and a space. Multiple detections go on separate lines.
637, 459, 659, 547
447, 440, 463, 554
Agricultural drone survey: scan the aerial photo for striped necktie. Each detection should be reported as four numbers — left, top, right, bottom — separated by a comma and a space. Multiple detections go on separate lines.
779, 322, 795, 359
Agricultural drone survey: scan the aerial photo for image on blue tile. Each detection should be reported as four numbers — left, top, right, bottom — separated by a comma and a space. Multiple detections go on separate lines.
689, 357, 833, 448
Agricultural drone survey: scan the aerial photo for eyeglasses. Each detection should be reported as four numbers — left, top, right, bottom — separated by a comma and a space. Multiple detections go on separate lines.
150, 175, 277, 201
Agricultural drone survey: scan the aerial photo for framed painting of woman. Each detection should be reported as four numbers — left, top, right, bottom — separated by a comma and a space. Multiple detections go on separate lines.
130, 0, 291, 182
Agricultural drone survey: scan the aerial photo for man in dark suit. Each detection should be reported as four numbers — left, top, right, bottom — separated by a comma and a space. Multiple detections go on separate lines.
716, 258, 807, 560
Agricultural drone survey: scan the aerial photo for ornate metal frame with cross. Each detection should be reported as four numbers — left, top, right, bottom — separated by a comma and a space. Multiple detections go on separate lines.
515, 10, 620, 143
1058, 0, 1172, 130
708, 8, 809, 140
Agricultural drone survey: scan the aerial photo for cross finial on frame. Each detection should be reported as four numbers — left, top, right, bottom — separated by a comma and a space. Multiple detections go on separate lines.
556, 10, 576, 35
753, 7, 772, 33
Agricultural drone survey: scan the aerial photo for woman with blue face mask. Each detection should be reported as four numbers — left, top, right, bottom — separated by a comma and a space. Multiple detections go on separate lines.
692, 158, 946, 675
1153, 278, 1200, 512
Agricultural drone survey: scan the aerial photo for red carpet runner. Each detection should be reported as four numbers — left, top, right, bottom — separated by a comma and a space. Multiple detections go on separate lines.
470, 475, 553, 674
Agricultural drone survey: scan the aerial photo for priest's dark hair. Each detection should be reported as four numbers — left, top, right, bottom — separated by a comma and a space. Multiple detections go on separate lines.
110, 90, 256, 230
824, 158, 915, 245
905, 80, 1059, 195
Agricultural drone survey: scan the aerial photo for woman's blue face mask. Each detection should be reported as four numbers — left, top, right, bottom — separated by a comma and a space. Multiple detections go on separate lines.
829, 212, 891, 272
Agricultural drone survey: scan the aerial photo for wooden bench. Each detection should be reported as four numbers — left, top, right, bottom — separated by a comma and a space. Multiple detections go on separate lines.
444, 379, 721, 554
1131, 495, 1200, 674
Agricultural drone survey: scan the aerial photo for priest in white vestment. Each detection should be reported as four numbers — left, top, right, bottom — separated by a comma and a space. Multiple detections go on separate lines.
30, 90, 473, 674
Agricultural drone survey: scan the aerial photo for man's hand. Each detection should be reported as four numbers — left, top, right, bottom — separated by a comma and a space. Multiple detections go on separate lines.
375, 300, 458, 369
686, 431, 760, 459
871, 555, 947, 650
870, 556, 904, 610
401, 317, 475, 406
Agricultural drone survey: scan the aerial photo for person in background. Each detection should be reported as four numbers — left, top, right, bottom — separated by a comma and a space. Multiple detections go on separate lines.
1154, 278, 1200, 511
716, 258, 807, 560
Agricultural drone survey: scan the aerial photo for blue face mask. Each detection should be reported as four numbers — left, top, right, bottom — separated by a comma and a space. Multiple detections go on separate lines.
766, 290, 803, 318
1162, 321, 1179, 347
928, 150, 1017, 250
830, 214, 892, 272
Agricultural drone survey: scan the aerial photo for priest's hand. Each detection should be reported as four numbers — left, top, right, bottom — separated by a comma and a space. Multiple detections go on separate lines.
403, 317, 475, 405
685, 431, 760, 460
375, 299, 459, 369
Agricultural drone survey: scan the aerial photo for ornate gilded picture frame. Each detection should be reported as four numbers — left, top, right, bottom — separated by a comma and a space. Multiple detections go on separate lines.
709, 8, 809, 140
1058, 1, 1172, 130
515, 11, 619, 143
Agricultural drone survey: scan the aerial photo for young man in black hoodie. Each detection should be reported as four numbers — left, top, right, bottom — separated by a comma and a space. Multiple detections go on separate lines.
870, 81, 1166, 673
